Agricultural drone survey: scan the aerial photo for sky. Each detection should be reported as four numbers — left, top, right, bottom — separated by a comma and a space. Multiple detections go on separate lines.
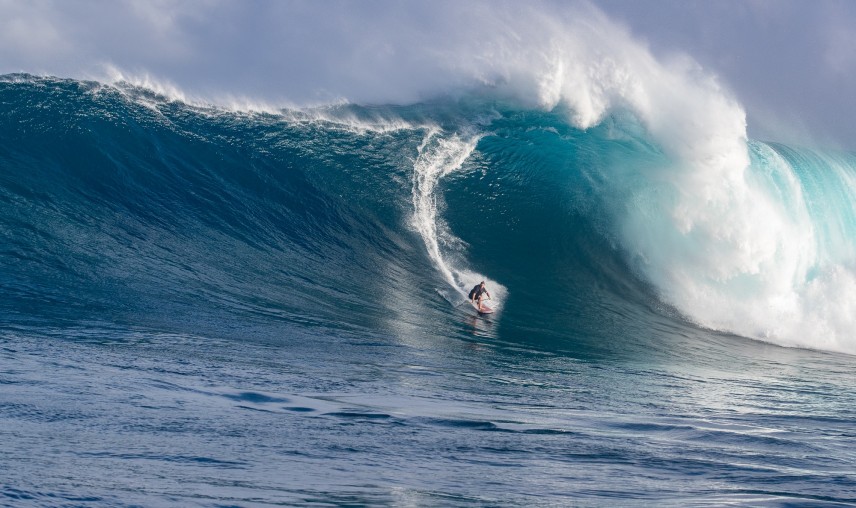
1, 0, 855, 148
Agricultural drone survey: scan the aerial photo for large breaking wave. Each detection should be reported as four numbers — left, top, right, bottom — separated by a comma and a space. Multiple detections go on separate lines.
3, 3, 856, 355
1, 74, 856, 355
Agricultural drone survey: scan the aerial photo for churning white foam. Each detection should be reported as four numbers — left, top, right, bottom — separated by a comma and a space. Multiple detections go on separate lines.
646, 143, 856, 355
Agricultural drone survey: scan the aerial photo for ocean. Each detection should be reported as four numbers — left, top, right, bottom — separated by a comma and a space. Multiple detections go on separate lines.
2, 74, 856, 506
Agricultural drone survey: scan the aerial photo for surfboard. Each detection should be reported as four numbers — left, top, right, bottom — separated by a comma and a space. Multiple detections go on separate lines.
471, 300, 494, 314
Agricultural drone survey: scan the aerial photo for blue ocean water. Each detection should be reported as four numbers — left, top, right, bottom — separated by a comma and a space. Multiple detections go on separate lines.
2, 75, 856, 506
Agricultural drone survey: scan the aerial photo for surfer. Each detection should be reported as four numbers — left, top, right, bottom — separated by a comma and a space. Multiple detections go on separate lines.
468, 281, 492, 311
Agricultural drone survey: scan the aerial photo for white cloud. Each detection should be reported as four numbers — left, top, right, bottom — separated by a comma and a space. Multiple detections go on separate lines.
0, 0, 69, 63
823, 21, 856, 76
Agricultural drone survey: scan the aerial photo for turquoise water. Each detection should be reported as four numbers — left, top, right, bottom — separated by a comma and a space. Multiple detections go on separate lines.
2, 75, 856, 506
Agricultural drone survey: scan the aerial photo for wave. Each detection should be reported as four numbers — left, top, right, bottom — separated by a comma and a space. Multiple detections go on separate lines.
2, 69, 856, 354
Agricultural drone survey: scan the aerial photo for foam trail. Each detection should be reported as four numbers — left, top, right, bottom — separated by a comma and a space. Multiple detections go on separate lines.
412, 131, 506, 306
412, 131, 477, 290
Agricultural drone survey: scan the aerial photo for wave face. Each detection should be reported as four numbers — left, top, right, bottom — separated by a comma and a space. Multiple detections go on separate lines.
2, 75, 856, 355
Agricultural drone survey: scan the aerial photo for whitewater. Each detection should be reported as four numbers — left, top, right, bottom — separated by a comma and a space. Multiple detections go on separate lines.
3, 4, 856, 506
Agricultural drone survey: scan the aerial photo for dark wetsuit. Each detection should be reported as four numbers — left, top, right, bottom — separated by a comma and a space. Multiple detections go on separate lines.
469, 285, 487, 301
